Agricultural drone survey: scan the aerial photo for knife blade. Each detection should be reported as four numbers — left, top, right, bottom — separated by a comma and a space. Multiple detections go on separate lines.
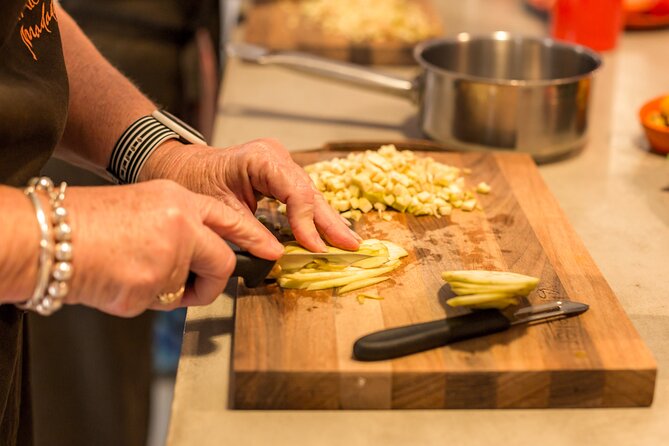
231, 252, 277, 288
352, 300, 589, 361
276, 251, 374, 271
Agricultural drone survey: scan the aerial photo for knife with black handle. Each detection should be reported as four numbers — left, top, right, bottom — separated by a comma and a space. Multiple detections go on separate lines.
353, 301, 589, 361
193, 247, 372, 289
187, 252, 275, 289
231, 252, 276, 288
230, 249, 372, 287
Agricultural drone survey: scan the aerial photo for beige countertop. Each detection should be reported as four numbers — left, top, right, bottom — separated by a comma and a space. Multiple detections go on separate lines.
167, 1, 669, 445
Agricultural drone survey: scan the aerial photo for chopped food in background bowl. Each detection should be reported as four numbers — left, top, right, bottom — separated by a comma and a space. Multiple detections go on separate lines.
639, 94, 669, 154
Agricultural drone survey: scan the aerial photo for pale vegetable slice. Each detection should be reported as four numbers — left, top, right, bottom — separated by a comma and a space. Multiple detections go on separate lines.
281, 270, 356, 281
313, 259, 349, 271
442, 270, 539, 287
467, 297, 519, 310
277, 277, 307, 289
293, 267, 322, 274
283, 243, 305, 254
358, 294, 384, 300
283, 240, 384, 257
446, 292, 517, 307
279, 270, 363, 289
306, 266, 394, 291
357, 239, 389, 254
371, 239, 408, 260
442, 269, 539, 310
278, 245, 379, 271
274, 239, 406, 296
338, 276, 390, 294
351, 256, 389, 269
356, 293, 385, 304
447, 281, 536, 295
448, 286, 534, 298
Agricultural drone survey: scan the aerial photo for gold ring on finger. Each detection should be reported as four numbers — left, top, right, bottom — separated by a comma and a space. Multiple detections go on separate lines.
156, 285, 185, 304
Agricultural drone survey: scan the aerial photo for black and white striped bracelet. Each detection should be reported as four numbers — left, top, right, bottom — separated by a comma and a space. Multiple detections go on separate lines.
107, 115, 180, 184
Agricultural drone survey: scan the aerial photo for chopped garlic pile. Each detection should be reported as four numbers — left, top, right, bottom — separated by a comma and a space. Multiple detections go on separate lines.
299, 0, 440, 44
304, 145, 490, 220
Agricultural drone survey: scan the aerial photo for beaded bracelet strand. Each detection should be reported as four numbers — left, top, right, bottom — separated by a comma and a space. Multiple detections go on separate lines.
18, 177, 73, 316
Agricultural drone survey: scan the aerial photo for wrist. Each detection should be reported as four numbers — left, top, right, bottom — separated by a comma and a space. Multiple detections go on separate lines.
107, 111, 208, 184
137, 141, 227, 188
136, 139, 190, 182
0, 187, 45, 303
16, 178, 74, 315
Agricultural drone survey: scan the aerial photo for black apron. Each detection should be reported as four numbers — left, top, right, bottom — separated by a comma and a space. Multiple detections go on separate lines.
0, 1, 69, 444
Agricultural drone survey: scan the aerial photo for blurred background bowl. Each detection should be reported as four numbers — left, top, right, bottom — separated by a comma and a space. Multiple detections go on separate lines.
639, 95, 669, 154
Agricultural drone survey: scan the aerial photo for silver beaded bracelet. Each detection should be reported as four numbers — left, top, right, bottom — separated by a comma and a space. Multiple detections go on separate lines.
18, 176, 73, 316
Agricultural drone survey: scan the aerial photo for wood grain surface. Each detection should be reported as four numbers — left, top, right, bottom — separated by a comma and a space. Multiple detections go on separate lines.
244, 0, 443, 65
232, 144, 657, 409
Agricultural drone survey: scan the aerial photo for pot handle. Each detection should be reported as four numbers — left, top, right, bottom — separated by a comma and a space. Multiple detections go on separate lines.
227, 43, 419, 102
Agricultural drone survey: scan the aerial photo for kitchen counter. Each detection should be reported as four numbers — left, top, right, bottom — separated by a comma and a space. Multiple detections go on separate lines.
167, 1, 669, 445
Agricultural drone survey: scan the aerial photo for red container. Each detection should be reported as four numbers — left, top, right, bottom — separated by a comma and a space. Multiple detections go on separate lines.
551, 0, 624, 51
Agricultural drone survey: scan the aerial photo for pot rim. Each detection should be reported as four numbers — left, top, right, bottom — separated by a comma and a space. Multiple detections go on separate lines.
414, 32, 603, 87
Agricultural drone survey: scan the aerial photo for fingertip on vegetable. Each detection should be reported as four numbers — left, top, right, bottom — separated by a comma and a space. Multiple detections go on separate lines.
261, 240, 285, 260
349, 228, 363, 242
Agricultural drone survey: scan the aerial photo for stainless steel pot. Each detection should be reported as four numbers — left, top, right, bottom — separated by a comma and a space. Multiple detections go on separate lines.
228, 32, 602, 161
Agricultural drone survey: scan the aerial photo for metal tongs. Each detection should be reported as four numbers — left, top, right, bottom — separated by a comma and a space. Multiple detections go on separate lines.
353, 300, 589, 361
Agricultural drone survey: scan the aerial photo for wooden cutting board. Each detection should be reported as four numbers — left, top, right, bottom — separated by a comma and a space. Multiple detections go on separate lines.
244, 0, 443, 65
232, 142, 657, 409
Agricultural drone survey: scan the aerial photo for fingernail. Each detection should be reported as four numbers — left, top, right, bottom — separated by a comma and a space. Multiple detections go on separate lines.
349, 228, 363, 242
313, 234, 328, 252
271, 241, 285, 257
339, 214, 352, 227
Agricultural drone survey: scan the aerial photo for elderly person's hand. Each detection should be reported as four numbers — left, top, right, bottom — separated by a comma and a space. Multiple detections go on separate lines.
138, 138, 361, 253
62, 180, 284, 316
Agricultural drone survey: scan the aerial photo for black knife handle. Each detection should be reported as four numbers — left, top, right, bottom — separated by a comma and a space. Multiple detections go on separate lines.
353, 310, 511, 361
232, 252, 276, 288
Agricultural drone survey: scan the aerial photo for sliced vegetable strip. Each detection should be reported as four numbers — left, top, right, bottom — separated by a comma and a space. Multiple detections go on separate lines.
275, 239, 406, 295
442, 270, 539, 310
